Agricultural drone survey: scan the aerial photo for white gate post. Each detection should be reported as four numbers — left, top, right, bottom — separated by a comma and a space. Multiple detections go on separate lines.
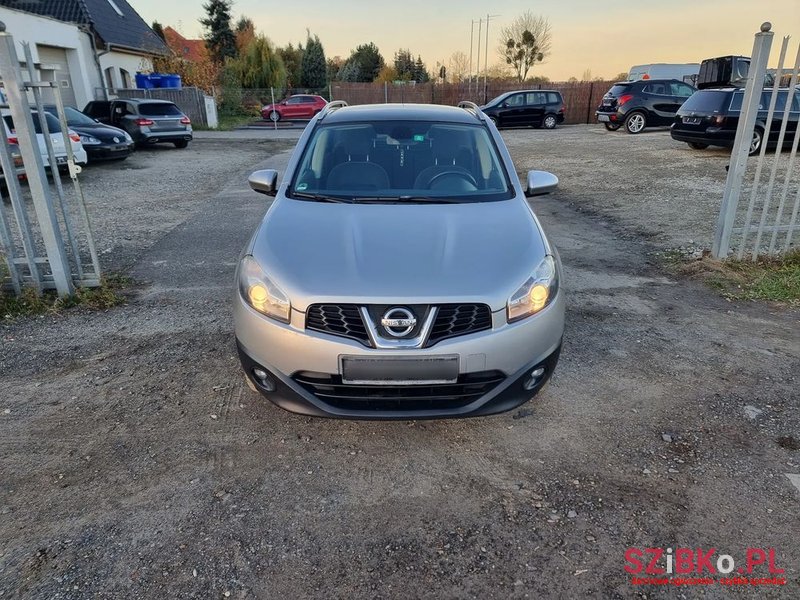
0, 25, 73, 295
712, 23, 774, 259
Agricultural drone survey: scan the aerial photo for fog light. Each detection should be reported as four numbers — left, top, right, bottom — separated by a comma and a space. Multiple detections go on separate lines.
523, 367, 547, 391
252, 368, 276, 392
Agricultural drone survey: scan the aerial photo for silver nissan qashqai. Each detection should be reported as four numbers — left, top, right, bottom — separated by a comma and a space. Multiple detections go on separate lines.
234, 101, 565, 419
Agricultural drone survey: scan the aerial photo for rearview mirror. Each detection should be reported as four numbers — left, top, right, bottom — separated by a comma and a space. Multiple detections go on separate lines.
525, 170, 559, 197
249, 169, 279, 196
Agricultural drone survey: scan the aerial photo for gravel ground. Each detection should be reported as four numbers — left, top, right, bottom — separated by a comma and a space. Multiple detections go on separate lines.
503, 124, 800, 255
0, 127, 798, 599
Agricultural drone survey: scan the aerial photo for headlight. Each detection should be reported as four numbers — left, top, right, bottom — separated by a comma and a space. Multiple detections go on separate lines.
80, 135, 101, 145
123, 132, 133, 142
238, 255, 290, 323
507, 255, 559, 322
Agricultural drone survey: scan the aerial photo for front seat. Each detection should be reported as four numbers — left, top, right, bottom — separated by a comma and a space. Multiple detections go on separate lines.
326, 161, 390, 191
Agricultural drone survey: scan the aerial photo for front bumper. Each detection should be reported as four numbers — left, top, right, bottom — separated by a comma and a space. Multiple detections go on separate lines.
86, 142, 135, 161
234, 291, 565, 419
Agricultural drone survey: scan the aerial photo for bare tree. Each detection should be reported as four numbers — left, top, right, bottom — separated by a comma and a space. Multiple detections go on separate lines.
448, 51, 470, 83
498, 12, 552, 82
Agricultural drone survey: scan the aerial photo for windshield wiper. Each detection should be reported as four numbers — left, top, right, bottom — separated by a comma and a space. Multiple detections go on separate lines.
291, 192, 354, 203
353, 196, 466, 204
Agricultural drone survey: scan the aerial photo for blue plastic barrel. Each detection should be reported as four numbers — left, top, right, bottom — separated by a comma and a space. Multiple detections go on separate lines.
147, 73, 163, 88
162, 74, 182, 89
135, 73, 153, 89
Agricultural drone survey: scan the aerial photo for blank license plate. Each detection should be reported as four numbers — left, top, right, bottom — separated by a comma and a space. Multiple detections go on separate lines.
683, 117, 701, 124
597, 114, 610, 122
340, 355, 459, 385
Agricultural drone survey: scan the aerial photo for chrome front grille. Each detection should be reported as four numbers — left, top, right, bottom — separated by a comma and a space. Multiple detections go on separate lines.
305, 303, 493, 347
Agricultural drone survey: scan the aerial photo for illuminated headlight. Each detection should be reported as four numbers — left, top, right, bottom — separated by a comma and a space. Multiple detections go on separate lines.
238, 255, 290, 323
80, 135, 101, 145
507, 255, 559, 322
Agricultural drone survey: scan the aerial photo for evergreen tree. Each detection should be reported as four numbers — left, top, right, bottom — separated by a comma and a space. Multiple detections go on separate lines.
348, 43, 384, 82
151, 21, 166, 43
414, 56, 429, 82
393, 49, 415, 81
337, 60, 361, 82
278, 43, 304, 89
235, 16, 255, 54
200, 0, 237, 63
300, 34, 327, 88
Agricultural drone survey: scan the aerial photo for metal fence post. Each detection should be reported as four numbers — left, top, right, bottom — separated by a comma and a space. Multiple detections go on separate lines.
0, 25, 73, 295
712, 22, 774, 259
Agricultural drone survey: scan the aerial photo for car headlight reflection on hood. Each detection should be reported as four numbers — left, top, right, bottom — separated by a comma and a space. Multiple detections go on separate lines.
238, 255, 290, 323
507, 255, 559, 322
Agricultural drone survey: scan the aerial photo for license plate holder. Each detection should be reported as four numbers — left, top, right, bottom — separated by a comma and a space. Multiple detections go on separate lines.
683, 116, 701, 124
340, 355, 459, 385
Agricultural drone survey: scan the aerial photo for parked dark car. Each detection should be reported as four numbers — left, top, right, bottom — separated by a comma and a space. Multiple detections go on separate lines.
261, 95, 328, 122
481, 90, 565, 129
596, 79, 696, 133
671, 87, 799, 155
83, 99, 192, 148
44, 105, 134, 162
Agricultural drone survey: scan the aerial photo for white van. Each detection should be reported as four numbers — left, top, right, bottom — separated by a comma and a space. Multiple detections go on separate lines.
627, 63, 700, 84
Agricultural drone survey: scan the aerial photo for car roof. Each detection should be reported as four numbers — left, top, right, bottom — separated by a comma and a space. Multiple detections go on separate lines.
322, 103, 482, 124
115, 98, 175, 104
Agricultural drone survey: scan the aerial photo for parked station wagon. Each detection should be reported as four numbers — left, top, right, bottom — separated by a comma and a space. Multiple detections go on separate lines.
83, 99, 192, 148
481, 90, 566, 129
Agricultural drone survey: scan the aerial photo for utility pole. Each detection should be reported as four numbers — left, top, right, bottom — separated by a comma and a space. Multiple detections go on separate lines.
484, 14, 500, 104
476, 18, 482, 96
468, 20, 475, 95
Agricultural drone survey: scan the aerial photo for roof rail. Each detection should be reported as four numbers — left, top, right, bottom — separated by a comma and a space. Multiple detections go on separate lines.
457, 100, 485, 122
318, 100, 348, 121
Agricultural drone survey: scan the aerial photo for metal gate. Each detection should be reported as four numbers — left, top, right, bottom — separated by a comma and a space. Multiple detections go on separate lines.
0, 23, 100, 297
713, 23, 800, 260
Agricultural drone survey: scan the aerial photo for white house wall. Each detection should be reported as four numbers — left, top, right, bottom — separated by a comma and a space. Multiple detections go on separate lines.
0, 7, 100, 108
99, 51, 152, 91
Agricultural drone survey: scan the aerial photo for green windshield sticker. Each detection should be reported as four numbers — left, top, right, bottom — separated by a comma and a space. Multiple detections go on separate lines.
297, 183, 308, 191
413, 134, 425, 142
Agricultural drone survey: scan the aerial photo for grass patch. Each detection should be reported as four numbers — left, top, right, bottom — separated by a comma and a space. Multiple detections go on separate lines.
0, 273, 131, 320
674, 250, 800, 304
195, 112, 257, 131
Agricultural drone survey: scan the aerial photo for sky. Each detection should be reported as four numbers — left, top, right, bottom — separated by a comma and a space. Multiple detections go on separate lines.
134, 0, 800, 80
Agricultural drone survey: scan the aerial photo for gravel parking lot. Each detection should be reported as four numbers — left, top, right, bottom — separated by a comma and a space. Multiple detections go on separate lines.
1, 126, 798, 598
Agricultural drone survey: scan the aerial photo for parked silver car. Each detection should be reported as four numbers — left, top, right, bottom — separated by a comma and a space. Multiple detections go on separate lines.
234, 102, 565, 419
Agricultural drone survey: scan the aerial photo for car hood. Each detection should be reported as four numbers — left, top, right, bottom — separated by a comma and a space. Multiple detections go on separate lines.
69, 123, 129, 141
250, 197, 548, 312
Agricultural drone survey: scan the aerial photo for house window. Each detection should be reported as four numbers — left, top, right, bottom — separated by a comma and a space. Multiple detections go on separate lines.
104, 67, 115, 90
106, 0, 124, 17
120, 69, 132, 88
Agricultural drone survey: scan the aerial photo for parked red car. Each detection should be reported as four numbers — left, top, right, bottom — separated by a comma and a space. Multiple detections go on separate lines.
261, 95, 328, 122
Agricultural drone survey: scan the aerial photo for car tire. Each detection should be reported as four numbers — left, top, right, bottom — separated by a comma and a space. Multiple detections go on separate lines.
542, 114, 558, 129
624, 111, 647, 134
748, 127, 763, 156
688, 142, 709, 150
604, 122, 621, 131
174, 140, 189, 149
269, 110, 281, 122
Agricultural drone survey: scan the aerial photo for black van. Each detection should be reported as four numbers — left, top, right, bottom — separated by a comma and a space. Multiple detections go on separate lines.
671, 88, 799, 154
481, 90, 565, 129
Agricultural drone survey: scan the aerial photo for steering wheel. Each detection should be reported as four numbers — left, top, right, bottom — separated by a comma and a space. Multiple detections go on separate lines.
425, 169, 478, 190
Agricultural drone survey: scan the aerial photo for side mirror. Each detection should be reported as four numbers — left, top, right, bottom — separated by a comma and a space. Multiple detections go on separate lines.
249, 169, 279, 196
525, 170, 559, 197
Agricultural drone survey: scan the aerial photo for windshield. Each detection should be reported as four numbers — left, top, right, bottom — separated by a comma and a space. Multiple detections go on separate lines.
44, 106, 97, 127
3, 111, 62, 134
139, 103, 182, 117
485, 92, 511, 107
290, 120, 513, 203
